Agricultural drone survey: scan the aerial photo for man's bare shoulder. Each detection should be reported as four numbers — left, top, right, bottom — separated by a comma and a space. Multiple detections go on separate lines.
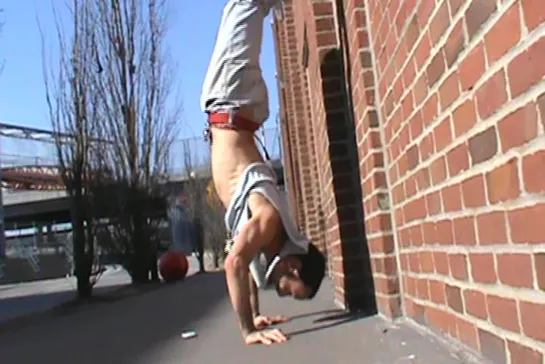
248, 192, 280, 223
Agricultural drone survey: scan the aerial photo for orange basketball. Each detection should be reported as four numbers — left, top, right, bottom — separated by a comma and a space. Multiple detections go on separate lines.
159, 251, 189, 282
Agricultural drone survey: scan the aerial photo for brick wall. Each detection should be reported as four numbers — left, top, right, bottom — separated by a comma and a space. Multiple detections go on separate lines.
274, 0, 545, 361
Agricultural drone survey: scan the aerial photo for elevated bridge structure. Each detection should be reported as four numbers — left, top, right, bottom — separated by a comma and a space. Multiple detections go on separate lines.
0, 122, 284, 230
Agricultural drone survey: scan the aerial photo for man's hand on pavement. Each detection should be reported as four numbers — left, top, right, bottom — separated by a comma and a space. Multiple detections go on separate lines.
253, 315, 290, 329
244, 328, 288, 345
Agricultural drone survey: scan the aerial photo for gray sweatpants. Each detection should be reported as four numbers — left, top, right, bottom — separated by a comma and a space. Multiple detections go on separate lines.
200, 0, 283, 126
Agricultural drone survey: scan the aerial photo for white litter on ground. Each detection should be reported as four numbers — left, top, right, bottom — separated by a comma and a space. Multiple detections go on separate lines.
181, 330, 197, 340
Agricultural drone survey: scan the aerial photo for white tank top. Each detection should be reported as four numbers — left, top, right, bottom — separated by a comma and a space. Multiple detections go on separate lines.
224, 163, 309, 288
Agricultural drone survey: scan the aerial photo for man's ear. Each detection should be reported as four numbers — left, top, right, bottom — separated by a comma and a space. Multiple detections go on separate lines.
288, 258, 302, 277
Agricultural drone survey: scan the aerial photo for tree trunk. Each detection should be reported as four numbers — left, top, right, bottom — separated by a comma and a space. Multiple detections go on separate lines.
130, 208, 150, 285
72, 209, 93, 299
213, 253, 219, 269
150, 244, 159, 282
194, 219, 205, 273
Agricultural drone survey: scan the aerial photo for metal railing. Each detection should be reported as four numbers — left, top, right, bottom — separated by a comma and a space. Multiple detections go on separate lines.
0, 127, 283, 173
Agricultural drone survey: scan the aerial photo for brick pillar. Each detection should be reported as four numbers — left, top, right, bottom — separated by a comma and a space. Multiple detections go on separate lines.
274, 10, 306, 226
278, 0, 378, 311
338, 0, 402, 318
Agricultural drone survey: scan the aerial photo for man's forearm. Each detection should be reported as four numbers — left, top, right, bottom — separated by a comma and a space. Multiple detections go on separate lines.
225, 256, 256, 337
249, 273, 260, 318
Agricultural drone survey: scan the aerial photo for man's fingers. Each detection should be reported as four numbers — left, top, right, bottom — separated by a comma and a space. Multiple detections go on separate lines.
266, 329, 288, 343
272, 315, 289, 323
258, 333, 273, 345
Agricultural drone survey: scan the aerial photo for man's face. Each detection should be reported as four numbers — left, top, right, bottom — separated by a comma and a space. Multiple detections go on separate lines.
275, 271, 310, 300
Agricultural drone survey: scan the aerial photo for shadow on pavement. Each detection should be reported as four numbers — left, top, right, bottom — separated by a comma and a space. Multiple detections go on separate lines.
288, 308, 344, 321
286, 309, 370, 337
0, 272, 228, 364
0, 278, 138, 328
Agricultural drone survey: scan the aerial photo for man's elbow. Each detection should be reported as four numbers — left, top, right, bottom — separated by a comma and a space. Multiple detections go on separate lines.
224, 253, 247, 276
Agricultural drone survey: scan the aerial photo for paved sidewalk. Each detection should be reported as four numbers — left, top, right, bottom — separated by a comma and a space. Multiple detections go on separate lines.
0, 256, 202, 325
0, 271, 482, 364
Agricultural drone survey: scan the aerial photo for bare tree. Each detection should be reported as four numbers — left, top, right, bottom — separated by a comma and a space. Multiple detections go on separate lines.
39, 1, 105, 299
40, 0, 178, 288
180, 142, 226, 270
203, 180, 227, 269
89, 0, 180, 284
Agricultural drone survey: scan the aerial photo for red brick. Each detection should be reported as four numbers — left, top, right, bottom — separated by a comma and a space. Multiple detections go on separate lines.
434, 251, 450, 275
461, 174, 486, 208
464, 289, 488, 320
487, 294, 520, 332
452, 99, 477, 137
447, 142, 470, 177
408, 252, 421, 273
469, 126, 498, 166
419, 133, 434, 162
508, 340, 543, 364
441, 183, 462, 212
449, 253, 468, 281
422, 93, 439, 127
476, 69, 508, 120
429, 280, 446, 305
453, 216, 476, 246
425, 191, 442, 216
446, 284, 464, 313
484, 3, 521, 64
427, 306, 455, 335
422, 222, 438, 245
522, 150, 545, 193
416, 278, 429, 300
508, 36, 545, 98
417, 167, 431, 191
460, 43, 486, 91
485, 158, 521, 204
427, 50, 446, 87
409, 224, 424, 247
521, 0, 545, 31
439, 72, 460, 112
470, 253, 497, 284
520, 301, 545, 341
430, 156, 447, 185
476, 211, 508, 245
444, 19, 465, 67
448, 0, 464, 17
436, 220, 454, 246
478, 328, 507, 364
433, 116, 453, 152
419, 251, 434, 273
465, 0, 497, 40
535, 253, 545, 291
430, 2, 450, 44
456, 318, 479, 351
498, 103, 538, 153
497, 253, 535, 288
313, 3, 334, 17
414, 31, 432, 71
509, 203, 545, 244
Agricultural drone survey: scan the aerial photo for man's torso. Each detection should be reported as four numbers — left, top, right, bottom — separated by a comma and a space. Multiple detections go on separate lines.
210, 126, 265, 207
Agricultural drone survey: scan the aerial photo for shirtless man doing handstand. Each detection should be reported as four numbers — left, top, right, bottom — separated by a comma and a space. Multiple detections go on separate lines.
201, 0, 326, 346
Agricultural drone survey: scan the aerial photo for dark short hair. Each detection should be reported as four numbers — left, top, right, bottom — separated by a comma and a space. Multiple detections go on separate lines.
296, 243, 326, 299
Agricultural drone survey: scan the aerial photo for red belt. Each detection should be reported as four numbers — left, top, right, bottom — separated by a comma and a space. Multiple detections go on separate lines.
208, 112, 260, 132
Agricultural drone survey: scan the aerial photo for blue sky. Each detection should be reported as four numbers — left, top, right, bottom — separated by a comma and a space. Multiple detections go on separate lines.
0, 1, 280, 157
